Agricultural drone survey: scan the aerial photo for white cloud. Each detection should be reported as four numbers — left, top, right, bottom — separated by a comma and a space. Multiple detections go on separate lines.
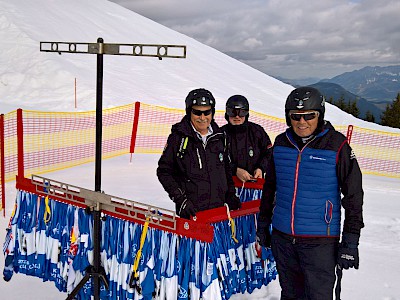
243, 37, 263, 49
110, 0, 400, 79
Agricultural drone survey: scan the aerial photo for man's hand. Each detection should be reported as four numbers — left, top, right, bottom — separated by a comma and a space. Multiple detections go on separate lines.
179, 198, 197, 219
225, 193, 241, 210
236, 167, 252, 182
171, 188, 197, 219
337, 232, 360, 269
256, 226, 271, 248
253, 168, 263, 179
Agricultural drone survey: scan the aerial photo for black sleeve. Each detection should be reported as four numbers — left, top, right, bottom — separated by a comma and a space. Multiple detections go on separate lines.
258, 149, 276, 229
224, 135, 236, 195
256, 127, 273, 175
225, 134, 238, 177
156, 133, 183, 199
337, 142, 364, 235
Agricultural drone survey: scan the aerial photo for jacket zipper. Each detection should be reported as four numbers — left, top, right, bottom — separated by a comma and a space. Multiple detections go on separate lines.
287, 133, 317, 236
196, 148, 203, 169
291, 153, 301, 235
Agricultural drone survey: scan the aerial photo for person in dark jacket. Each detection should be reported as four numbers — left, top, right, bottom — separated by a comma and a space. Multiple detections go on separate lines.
257, 86, 364, 299
157, 88, 241, 219
221, 95, 273, 182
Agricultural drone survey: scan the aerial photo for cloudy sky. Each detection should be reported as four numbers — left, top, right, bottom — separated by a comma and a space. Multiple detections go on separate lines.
109, 0, 400, 80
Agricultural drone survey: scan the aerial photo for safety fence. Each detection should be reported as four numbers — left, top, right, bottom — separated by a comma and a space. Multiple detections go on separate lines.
1, 102, 400, 214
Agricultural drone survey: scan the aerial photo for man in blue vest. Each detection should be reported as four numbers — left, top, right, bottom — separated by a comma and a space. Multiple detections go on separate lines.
257, 86, 364, 299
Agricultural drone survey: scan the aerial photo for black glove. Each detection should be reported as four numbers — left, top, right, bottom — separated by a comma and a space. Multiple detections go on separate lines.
256, 225, 271, 248
170, 188, 197, 219
225, 193, 241, 210
178, 198, 197, 219
337, 232, 360, 270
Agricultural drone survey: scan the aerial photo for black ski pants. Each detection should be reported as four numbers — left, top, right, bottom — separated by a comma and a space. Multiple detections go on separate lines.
271, 229, 339, 300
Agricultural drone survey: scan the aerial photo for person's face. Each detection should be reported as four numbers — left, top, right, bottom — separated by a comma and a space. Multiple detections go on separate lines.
190, 105, 212, 134
289, 110, 319, 137
229, 115, 245, 125
226, 107, 248, 125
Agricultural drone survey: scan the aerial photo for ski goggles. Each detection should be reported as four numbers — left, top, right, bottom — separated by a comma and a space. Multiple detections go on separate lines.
226, 108, 249, 118
289, 111, 319, 121
191, 108, 213, 116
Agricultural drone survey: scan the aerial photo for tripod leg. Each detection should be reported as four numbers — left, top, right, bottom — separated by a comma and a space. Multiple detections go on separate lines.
66, 273, 91, 300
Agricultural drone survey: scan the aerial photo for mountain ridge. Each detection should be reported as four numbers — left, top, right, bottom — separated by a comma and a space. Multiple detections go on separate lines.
322, 65, 400, 107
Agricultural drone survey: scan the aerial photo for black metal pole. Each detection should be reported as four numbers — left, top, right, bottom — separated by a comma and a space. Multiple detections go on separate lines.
93, 209, 101, 300
66, 37, 108, 300
93, 37, 104, 300
95, 37, 103, 193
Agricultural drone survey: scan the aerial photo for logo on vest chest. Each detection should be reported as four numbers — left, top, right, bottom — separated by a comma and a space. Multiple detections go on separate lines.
309, 155, 326, 161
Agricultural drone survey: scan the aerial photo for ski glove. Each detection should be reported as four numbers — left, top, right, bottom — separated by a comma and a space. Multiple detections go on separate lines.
256, 225, 271, 248
179, 198, 197, 219
225, 193, 242, 210
171, 188, 197, 219
337, 232, 360, 270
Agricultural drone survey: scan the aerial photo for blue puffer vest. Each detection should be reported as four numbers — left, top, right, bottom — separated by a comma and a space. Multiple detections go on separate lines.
272, 129, 341, 237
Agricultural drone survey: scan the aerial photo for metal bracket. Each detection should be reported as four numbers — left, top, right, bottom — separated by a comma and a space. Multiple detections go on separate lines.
31, 174, 177, 232
40, 41, 186, 59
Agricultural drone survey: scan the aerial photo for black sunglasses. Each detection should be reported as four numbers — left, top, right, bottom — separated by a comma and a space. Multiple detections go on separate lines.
191, 108, 213, 116
289, 111, 319, 121
226, 108, 249, 117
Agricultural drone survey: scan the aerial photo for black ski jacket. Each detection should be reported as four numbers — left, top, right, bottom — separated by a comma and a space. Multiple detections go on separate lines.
157, 116, 235, 214
221, 121, 272, 177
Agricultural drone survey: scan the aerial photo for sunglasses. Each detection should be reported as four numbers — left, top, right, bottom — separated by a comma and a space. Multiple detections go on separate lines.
226, 108, 249, 118
191, 108, 213, 116
289, 111, 319, 121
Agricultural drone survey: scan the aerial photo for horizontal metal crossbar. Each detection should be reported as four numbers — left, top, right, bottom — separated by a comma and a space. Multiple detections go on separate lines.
40, 41, 186, 58
29, 174, 178, 231
15, 174, 263, 243
16, 175, 214, 242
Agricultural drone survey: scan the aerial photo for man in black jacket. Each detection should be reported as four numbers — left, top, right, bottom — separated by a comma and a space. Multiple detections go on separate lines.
257, 86, 364, 299
157, 88, 241, 219
222, 95, 273, 182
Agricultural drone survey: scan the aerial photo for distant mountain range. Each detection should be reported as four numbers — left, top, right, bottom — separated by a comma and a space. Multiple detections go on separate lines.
276, 65, 400, 123
321, 65, 400, 109
309, 82, 382, 122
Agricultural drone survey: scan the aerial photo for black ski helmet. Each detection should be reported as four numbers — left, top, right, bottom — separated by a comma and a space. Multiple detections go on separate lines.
225, 95, 250, 121
185, 88, 216, 117
285, 86, 325, 126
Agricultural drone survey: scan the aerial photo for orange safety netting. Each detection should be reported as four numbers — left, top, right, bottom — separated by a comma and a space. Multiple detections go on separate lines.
1, 102, 400, 214
349, 126, 400, 178
21, 105, 135, 178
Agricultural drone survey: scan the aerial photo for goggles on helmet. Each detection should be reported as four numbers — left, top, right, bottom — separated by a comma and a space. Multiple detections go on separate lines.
226, 107, 249, 118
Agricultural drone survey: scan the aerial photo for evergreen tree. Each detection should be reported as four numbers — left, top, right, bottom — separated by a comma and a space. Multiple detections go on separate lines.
348, 100, 360, 118
364, 110, 375, 123
381, 93, 400, 128
335, 95, 347, 111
